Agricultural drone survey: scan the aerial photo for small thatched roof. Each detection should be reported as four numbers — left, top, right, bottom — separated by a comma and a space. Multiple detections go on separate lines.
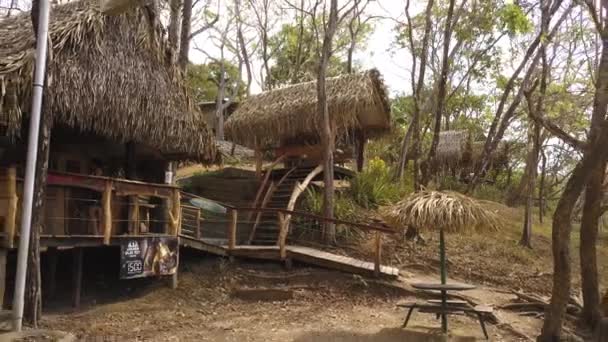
0, 0, 215, 161
435, 130, 472, 166
224, 69, 391, 149
382, 191, 500, 233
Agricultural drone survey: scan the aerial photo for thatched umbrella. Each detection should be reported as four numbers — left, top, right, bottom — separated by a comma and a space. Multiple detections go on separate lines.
383, 191, 499, 284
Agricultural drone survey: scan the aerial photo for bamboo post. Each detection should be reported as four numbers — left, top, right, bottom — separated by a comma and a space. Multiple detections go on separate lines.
277, 212, 287, 261
6, 167, 17, 248
195, 208, 201, 239
374, 231, 382, 278
228, 209, 237, 250
170, 189, 181, 236
102, 181, 112, 245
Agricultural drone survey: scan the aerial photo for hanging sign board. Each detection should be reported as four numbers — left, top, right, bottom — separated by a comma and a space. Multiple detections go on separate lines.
120, 236, 178, 279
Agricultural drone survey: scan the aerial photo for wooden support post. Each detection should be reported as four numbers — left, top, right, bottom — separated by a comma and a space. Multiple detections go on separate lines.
102, 181, 112, 245
277, 212, 287, 261
72, 248, 83, 308
170, 247, 179, 290
228, 209, 237, 250
254, 141, 262, 179
46, 248, 58, 302
170, 189, 181, 236
6, 166, 17, 248
356, 130, 366, 172
129, 196, 140, 234
195, 208, 201, 239
374, 231, 382, 278
0, 249, 6, 308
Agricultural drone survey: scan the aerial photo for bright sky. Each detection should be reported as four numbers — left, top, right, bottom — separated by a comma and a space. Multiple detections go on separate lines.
189, 0, 414, 96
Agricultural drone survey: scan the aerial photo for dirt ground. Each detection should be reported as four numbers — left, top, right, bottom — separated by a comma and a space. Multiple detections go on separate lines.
31, 255, 541, 342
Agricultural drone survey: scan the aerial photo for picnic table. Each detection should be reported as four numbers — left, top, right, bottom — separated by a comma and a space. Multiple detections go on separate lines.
398, 282, 492, 339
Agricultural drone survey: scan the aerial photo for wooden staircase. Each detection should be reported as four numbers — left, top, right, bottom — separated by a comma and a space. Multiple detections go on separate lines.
251, 166, 318, 245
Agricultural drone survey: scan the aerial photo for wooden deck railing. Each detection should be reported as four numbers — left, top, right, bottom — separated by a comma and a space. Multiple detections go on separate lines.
179, 192, 397, 277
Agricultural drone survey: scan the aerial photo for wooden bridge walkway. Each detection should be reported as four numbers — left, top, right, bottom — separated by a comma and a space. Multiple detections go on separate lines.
179, 192, 400, 279
180, 235, 399, 279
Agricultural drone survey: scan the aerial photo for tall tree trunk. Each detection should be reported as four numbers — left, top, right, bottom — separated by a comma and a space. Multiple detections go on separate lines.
520, 120, 539, 248
538, 149, 547, 223
578, 21, 608, 329
167, 0, 182, 64
24, 0, 49, 326
538, 132, 608, 340
425, 0, 456, 186
319, 0, 339, 244
178, 0, 192, 71
579, 161, 606, 329
396, 0, 434, 183
539, 14, 608, 339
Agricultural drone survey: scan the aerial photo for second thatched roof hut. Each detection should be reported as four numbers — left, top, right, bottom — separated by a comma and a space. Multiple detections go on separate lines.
224, 69, 391, 151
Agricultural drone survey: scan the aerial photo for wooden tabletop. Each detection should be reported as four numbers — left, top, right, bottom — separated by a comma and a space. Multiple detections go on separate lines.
411, 282, 476, 291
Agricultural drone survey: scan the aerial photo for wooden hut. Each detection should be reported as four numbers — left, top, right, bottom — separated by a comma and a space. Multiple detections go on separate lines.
434, 131, 510, 181
0, 0, 216, 301
224, 69, 391, 171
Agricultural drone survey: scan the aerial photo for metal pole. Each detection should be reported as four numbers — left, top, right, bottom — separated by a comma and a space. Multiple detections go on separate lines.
12, 0, 51, 331
439, 228, 448, 333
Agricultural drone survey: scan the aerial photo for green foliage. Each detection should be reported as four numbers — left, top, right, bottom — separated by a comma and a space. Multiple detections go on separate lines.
267, 15, 372, 87
498, 3, 533, 35
349, 158, 410, 209
186, 62, 245, 103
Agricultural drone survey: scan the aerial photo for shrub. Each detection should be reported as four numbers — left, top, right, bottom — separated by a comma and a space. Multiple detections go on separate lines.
349, 157, 410, 209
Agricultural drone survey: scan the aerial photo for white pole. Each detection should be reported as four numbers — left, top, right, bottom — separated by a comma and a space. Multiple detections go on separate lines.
12, 0, 51, 332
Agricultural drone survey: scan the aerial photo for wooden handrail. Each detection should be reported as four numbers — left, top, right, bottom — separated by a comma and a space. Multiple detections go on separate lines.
181, 191, 396, 234
232, 207, 396, 234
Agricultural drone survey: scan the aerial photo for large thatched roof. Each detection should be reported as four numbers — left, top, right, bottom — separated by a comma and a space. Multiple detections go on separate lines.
224, 69, 391, 149
0, 0, 215, 161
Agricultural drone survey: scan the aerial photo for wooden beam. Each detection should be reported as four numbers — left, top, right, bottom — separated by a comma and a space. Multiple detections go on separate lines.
46, 248, 58, 301
72, 248, 83, 308
6, 166, 17, 248
374, 231, 382, 278
248, 182, 276, 244
282, 165, 324, 236
128, 196, 139, 234
254, 140, 262, 179
0, 249, 6, 308
228, 209, 237, 250
277, 212, 287, 261
356, 130, 366, 172
102, 181, 112, 245
170, 189, 181, 236
248, 155, 287, 222
195, 208, 201, 239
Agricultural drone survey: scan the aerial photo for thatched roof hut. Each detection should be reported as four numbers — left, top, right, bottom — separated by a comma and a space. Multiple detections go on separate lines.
0, 0, 215, 161
434, 130, 510, 173
224, 69, 391, 149
435, 130, 472, 167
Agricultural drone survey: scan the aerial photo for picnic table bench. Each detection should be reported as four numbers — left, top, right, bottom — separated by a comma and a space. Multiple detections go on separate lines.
397, 300, 493, 339
398, 282, 492, 339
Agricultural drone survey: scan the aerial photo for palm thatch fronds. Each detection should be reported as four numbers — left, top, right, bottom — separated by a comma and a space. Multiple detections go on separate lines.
382, 191, 500, 233
0, 0, 215, 161
435, 130, 472, 167
224, 69, 391, 149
